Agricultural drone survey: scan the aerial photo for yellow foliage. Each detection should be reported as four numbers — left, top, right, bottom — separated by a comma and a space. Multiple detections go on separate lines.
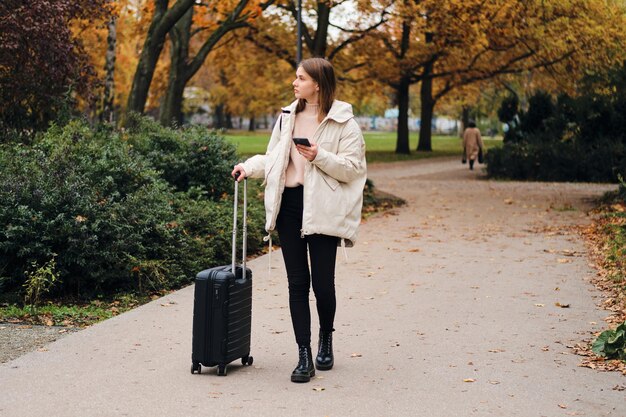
74, 0, 626, 119
354, 0, 626, 108
189, 34, 293, 117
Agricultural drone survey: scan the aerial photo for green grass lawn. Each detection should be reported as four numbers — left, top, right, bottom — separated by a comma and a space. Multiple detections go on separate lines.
223, 130, 502, 163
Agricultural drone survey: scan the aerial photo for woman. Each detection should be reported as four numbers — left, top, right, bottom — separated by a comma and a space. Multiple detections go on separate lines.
462, 121, 484, 170
231, 58, 367, 383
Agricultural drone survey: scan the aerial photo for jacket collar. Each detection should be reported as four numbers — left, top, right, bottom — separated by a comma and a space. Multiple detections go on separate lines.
282, 100, 354, 124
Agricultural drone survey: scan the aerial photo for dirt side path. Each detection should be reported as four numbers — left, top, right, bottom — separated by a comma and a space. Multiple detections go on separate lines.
0, 324, 79, 363
0, 157, 623, 417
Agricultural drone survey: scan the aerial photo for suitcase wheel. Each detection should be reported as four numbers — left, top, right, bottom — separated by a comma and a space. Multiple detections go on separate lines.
217, 364, 227, 376
191, 362, 201, 374
242, 355, 254, 366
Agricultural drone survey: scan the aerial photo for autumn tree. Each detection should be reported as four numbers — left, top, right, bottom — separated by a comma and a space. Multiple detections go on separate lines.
0, 0, 108, 131
188, 34, 293, 129
246, 1, 387, 69
125, 0, 196, 118
359, 0, 626, 153
76, 0, 161, 121
101, 1, 118, 123
423, 0, 626, 149
159, 1, 275, 127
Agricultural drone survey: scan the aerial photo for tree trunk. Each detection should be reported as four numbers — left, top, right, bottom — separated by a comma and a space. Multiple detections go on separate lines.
417, 81, 434, 152
248, 115, 255, 131
214, 104, 225, 128
159, 8, 192, 127
461, 106, 471, 134
158, 1, 250, 127
101, 13, 116, 124
126, 0, 194, 118
417, 32, 434, 152
312, 2, 330, 57
395, 76, 411, 154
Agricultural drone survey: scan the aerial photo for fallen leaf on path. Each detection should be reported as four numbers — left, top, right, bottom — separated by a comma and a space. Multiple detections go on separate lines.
407, 248, 420, 252
463, 378, 476, 383
535, 303, 545, 307
557, 258, 572, 263
488, 349, 505, 353
312, 387, 325, 392
558, 404, 568, 409
555, 302, 570, 308
350, 353, 362, 358
504, 199, 514, 205
488, 380, 501, 385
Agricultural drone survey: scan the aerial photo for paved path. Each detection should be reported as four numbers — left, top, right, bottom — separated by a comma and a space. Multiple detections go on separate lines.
1, 158, 624, 417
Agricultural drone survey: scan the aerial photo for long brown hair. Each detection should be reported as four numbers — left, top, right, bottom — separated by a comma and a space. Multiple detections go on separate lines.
295, 58, 336, 122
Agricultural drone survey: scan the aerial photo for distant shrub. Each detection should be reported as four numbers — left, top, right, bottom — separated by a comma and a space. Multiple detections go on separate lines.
486, 138, 625, 182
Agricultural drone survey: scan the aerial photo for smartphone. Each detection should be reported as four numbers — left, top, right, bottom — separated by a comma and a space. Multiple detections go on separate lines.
293, 137, 311, 147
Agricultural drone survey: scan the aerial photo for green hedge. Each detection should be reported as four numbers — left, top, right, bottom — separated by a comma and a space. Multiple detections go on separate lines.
0, 118, 265, 300
489, 64, 626, 183
486, 138, 626, 182
123, 113, 237, 199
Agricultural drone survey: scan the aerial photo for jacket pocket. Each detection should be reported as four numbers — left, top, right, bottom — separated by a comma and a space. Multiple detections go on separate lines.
319, 170, 340, 191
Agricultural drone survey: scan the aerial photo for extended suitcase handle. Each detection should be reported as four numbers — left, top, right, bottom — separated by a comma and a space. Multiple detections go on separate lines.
232, 175, 247, 278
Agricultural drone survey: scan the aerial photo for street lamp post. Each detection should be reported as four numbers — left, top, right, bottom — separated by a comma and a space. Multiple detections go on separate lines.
296, 0, 302, 64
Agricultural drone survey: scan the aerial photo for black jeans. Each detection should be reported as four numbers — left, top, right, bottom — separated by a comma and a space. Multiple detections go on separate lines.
276, 186, 338, 347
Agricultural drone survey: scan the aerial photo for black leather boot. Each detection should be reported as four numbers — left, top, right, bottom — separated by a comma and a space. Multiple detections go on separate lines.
469, 159, 475, 170
315, 330, 334, 370
291, 345, 315, 383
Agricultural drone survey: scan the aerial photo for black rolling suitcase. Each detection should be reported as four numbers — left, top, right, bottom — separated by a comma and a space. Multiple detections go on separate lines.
191, 176, 253, 376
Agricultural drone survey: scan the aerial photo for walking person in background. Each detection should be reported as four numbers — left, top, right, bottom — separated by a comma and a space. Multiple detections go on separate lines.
231, 58, 367, 383
463, 121, 484, 170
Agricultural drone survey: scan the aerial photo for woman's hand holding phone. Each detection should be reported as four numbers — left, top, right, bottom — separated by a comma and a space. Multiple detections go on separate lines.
293, 137, 317, 161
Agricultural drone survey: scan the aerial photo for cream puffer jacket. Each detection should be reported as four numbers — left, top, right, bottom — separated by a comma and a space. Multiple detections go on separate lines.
240, 99, 367, 246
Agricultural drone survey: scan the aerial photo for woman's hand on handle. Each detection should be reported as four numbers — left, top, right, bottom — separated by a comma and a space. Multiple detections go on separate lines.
231, 164, 247, 182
